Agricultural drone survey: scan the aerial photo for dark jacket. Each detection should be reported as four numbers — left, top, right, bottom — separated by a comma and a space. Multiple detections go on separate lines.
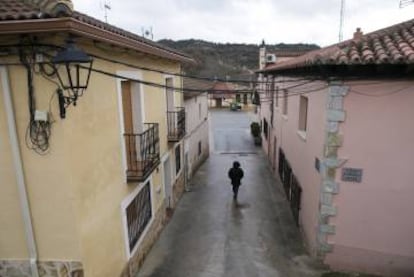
228, 167, 244, 186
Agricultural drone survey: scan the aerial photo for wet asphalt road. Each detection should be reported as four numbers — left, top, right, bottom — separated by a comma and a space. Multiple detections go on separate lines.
136, 110, 325, 277
210, 110, 258, 154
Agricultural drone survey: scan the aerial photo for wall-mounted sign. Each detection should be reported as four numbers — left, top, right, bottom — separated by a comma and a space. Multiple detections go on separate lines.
341, 168, 363, 183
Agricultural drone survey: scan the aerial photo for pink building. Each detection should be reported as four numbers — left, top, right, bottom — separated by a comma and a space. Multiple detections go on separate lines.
257, 20, 414, 276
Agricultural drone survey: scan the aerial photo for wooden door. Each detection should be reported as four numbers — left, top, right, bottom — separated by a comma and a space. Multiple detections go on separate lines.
166, 77, 174, 111
121, 81, 134, 170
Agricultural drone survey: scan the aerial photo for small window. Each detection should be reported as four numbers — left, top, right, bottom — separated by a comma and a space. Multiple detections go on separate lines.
175, 144, 181, 174
299, 96, 308, 132
198, 141, 202, 156
125, 181, 152, 253
236, 94, 241, 102
282, 90, 288, 115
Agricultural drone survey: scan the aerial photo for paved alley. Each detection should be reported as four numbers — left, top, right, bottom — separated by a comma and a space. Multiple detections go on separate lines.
136, 110, 325, 277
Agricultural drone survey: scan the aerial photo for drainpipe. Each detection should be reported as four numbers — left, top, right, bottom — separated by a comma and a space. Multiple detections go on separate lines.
0, 66, 39, 277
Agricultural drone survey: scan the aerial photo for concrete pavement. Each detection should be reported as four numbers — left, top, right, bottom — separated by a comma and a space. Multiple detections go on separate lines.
136, 110, 325, 277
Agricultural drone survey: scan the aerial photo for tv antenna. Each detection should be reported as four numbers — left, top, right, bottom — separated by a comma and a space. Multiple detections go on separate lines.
399, 0, 414, 8
339, 0, 346, 42
141, 27, 154, 40
100, 0, 111, 23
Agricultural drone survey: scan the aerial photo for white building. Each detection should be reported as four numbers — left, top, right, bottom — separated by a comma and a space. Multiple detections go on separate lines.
183, 78, 210, 181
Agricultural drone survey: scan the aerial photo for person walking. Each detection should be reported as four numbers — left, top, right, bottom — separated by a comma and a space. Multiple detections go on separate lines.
228, 161, 244, 200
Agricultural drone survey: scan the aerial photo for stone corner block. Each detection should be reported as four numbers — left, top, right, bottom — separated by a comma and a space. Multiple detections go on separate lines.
323, 180, 340, 194
320, 204, 337, 216
320, 193, 333, 205
326, 121, 339, 133
324, 145, 339, 158
319, 224, 336, 234
329, 84, 349, 96
327, 110, 346, 122
323, 158, 340, 168
319, 241, 334, 253
326, 132, 343, 147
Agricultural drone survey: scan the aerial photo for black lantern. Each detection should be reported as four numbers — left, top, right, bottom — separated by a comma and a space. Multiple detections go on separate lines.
52, 39, 93, 118
52, 38, 93, 95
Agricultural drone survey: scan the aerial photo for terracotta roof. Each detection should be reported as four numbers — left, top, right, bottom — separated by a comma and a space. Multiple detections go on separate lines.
270, 49, 313, 58
211, 82, 236, 92
0, 0, 47, 20
183, 77, 213, 90
183, 77, 213, 99
262, 18, 414, 73
0, 0, 193, 63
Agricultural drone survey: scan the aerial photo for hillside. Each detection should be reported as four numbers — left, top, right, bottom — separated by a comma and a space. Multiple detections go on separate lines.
158, 39, 319, 80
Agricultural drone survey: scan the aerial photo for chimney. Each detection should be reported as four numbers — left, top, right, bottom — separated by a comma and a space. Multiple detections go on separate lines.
259, 39, 267, 70
353, 27, 363, 40
24, 0, 74, 16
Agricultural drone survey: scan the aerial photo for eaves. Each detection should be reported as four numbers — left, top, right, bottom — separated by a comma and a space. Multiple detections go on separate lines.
0, 18, 195, 64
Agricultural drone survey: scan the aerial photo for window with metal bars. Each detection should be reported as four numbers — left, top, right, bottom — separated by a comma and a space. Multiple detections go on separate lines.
126, 181, 152, 252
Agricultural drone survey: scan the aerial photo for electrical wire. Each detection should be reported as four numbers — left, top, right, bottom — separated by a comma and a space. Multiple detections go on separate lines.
348, 84, 414, 97
4, 40, 414, 156
0, 42, 321, 85
257, 85, 330, 103
89, 67, 254, 93
90, 52, 320, 84
19, 45, 52, 154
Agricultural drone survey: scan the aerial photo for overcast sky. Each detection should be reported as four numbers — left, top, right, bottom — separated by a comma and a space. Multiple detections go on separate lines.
71, 0, 414, 47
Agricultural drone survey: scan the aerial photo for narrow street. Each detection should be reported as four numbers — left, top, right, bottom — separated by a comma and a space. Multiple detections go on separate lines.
137, 109, 325, 277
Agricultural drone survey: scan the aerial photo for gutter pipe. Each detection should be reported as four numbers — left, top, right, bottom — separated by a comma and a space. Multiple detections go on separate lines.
0, 66, 39, 277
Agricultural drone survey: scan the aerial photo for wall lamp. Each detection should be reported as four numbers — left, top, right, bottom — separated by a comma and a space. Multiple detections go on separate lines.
52, 38, 93, 118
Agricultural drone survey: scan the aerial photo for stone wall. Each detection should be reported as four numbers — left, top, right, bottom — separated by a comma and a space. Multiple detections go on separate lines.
0, 260, 83, 277
120, 202, 166, 277
317, 82, 349, 257
171, 173, 185, 208
190, 152, 209, 178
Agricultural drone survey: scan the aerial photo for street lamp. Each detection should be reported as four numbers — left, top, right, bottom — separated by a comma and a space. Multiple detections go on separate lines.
52, 38, 93, 118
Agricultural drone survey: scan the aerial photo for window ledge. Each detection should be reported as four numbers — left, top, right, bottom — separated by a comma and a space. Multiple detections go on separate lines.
297, 130, 307, 141
282, 114, 288, 121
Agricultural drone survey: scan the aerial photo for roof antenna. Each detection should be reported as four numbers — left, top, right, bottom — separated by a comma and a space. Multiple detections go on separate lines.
141, 27, 154, 40
100, 0, 111, 23
399, 0, 414, 8
339, 0, 346, 42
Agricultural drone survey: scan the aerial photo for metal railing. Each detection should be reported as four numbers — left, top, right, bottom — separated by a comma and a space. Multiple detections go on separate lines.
126, 181, 152, 251
167, 107, 185, 142
124, 123, 160, 182
278, 148, 302, 226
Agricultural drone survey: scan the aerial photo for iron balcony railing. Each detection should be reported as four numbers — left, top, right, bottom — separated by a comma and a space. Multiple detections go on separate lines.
167, 107, 186, 142
124, 123, 160, 182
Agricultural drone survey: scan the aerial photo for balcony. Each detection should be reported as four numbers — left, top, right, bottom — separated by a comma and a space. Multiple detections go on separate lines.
167, 107, 186, 142
124, 123, 160, 182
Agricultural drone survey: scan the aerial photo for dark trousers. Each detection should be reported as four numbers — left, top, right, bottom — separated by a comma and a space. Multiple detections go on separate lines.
232, 185, 240, 199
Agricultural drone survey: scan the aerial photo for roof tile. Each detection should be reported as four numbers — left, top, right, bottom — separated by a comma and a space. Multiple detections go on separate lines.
262, 18, 414, 72
0, 0, 192, 62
